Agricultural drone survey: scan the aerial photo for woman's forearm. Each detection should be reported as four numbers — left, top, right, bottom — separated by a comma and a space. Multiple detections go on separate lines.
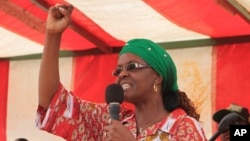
38, 33, 62, 109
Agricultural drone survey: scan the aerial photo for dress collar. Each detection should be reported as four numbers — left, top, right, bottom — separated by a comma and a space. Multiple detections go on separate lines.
121, 108, 187, 137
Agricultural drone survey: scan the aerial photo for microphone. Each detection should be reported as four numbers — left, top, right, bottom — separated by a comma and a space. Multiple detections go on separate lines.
209, 112, 239, 141
105, 84, 124, 120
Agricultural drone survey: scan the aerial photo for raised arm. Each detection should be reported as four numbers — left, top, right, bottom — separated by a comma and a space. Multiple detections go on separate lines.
38, 4, 73, 109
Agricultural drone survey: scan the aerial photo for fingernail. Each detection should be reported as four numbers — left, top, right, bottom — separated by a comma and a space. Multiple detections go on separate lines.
59, 7, 65, 11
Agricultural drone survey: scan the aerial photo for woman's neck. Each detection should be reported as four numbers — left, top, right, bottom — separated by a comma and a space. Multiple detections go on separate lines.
134, 103, 169, 134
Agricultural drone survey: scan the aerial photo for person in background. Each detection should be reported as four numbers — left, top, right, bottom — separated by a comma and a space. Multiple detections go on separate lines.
36, 4, 207, 141
213, 103, 250, 141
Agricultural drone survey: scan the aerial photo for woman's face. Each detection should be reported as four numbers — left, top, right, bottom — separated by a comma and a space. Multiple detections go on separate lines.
115, 53, 161, 103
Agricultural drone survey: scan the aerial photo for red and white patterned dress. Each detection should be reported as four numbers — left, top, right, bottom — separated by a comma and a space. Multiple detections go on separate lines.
36, 84, 207, 141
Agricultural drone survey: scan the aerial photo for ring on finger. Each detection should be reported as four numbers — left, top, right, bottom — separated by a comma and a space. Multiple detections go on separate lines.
104, 132, 107, 137
108, 118, 112, 124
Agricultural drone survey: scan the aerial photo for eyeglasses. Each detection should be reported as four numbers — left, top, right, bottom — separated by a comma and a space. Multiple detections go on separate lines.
112, 62, 151, 76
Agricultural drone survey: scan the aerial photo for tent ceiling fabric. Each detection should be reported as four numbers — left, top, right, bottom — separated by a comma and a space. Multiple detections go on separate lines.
68, 0, 208, 41
0, 0, 249, 58
0, 27, 43, 57
146, 0, 250, 37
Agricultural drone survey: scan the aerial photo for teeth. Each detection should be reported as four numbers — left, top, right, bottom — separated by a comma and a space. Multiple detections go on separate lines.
121, 83, 131, 90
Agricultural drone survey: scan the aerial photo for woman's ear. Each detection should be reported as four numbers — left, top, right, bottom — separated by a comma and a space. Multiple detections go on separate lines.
154, 74, 163, 85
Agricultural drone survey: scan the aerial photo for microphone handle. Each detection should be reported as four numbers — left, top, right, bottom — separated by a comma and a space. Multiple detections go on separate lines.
209, 131, 221, 141
109, 103, 120, 120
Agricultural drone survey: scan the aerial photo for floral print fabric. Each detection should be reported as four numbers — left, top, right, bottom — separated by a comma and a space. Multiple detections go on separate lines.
36, 84, 207, 141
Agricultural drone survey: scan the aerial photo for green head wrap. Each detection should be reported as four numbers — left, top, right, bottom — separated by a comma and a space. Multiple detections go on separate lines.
119, 38, 178, 92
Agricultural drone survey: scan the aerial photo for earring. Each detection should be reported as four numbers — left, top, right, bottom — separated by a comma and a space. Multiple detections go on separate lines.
153, 83, 158, 93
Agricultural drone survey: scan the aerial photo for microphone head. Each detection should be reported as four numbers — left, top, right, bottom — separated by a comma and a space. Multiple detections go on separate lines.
105, 84, 124, 104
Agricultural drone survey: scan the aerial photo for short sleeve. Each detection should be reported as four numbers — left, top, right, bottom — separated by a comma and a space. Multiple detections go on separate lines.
36, 83, 110, 141
174, 117, 207, 141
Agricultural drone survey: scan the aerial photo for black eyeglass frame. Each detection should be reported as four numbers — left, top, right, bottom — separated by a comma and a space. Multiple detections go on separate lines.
112, 62, 151, 76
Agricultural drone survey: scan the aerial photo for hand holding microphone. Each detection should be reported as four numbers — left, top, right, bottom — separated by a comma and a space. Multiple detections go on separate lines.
104, 84, 136, 141
104, 84, 127, 140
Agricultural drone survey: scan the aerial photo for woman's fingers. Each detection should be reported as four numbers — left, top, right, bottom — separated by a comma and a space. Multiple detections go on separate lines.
104, 118, 112, 125
46, 4, 73, 33
48, 4, 73, 19
58, 5, 73, 17
103, 118, 112, 138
